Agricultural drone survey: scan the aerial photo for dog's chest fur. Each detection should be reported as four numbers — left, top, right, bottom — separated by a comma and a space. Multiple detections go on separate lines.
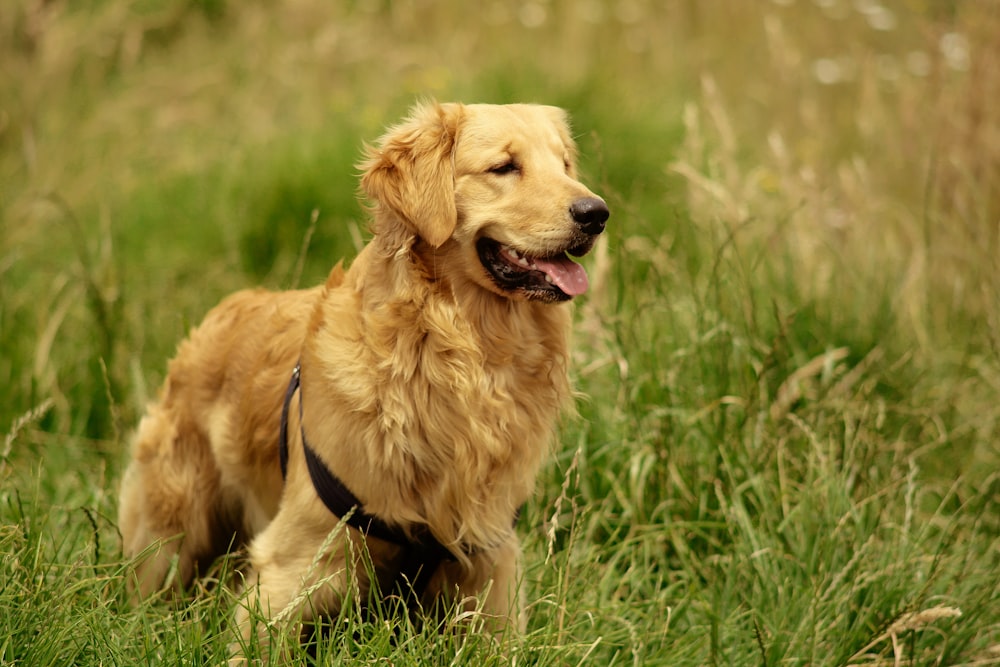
297, 244, 572, 550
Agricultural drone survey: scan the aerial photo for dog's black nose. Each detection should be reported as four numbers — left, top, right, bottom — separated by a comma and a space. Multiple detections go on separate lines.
570, 197, 609, 235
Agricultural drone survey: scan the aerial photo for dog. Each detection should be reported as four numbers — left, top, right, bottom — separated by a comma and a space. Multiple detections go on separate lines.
117, 101, 609, 654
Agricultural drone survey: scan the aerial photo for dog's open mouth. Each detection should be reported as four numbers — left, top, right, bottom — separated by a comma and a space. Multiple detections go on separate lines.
476, 237, 594, 302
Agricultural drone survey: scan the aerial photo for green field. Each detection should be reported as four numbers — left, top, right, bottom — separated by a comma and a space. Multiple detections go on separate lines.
2, 1, 999, 664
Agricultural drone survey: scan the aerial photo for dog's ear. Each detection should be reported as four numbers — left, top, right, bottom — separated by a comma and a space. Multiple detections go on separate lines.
359, 102, 463, 248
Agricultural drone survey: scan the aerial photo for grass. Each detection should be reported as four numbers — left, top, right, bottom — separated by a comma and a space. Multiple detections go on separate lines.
2, 0, 999, 664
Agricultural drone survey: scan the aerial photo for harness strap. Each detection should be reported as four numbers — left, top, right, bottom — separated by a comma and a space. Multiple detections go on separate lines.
278, 364, 454, 601
277, 365, 298, 479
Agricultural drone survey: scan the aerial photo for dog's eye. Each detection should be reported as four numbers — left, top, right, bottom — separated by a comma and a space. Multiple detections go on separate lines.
489, 160, 519, 175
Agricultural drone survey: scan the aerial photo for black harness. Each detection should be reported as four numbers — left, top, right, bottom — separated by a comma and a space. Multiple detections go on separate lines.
278, 364, 457, 603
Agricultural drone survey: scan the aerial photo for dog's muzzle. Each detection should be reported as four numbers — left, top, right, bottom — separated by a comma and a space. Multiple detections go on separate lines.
476, 197, 609, 303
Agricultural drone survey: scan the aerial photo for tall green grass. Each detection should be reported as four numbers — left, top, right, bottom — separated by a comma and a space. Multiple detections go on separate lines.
2, 1, 998, 664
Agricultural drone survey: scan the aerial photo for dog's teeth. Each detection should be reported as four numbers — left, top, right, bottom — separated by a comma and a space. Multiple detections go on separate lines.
545, 274, 553, 283
507, 247, 520, 260
518, 258, 530, 267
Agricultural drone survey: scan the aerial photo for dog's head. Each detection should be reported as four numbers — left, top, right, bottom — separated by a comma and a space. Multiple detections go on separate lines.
360, 102, 609, 303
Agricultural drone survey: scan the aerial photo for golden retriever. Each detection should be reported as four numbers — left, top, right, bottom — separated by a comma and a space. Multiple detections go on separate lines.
117, 101, 609, 654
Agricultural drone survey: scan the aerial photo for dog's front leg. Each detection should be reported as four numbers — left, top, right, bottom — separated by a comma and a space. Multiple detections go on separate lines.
446, 536, 526, 637
229, 522, 353, 664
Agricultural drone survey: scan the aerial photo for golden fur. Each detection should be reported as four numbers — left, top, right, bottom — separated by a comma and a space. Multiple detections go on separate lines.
117, 102, 608, 653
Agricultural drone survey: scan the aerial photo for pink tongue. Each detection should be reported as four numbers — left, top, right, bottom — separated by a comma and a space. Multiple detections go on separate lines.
532, 255, 589, 296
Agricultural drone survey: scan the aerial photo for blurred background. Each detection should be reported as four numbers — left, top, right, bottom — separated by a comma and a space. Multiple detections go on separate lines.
2, 0, 997, 442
